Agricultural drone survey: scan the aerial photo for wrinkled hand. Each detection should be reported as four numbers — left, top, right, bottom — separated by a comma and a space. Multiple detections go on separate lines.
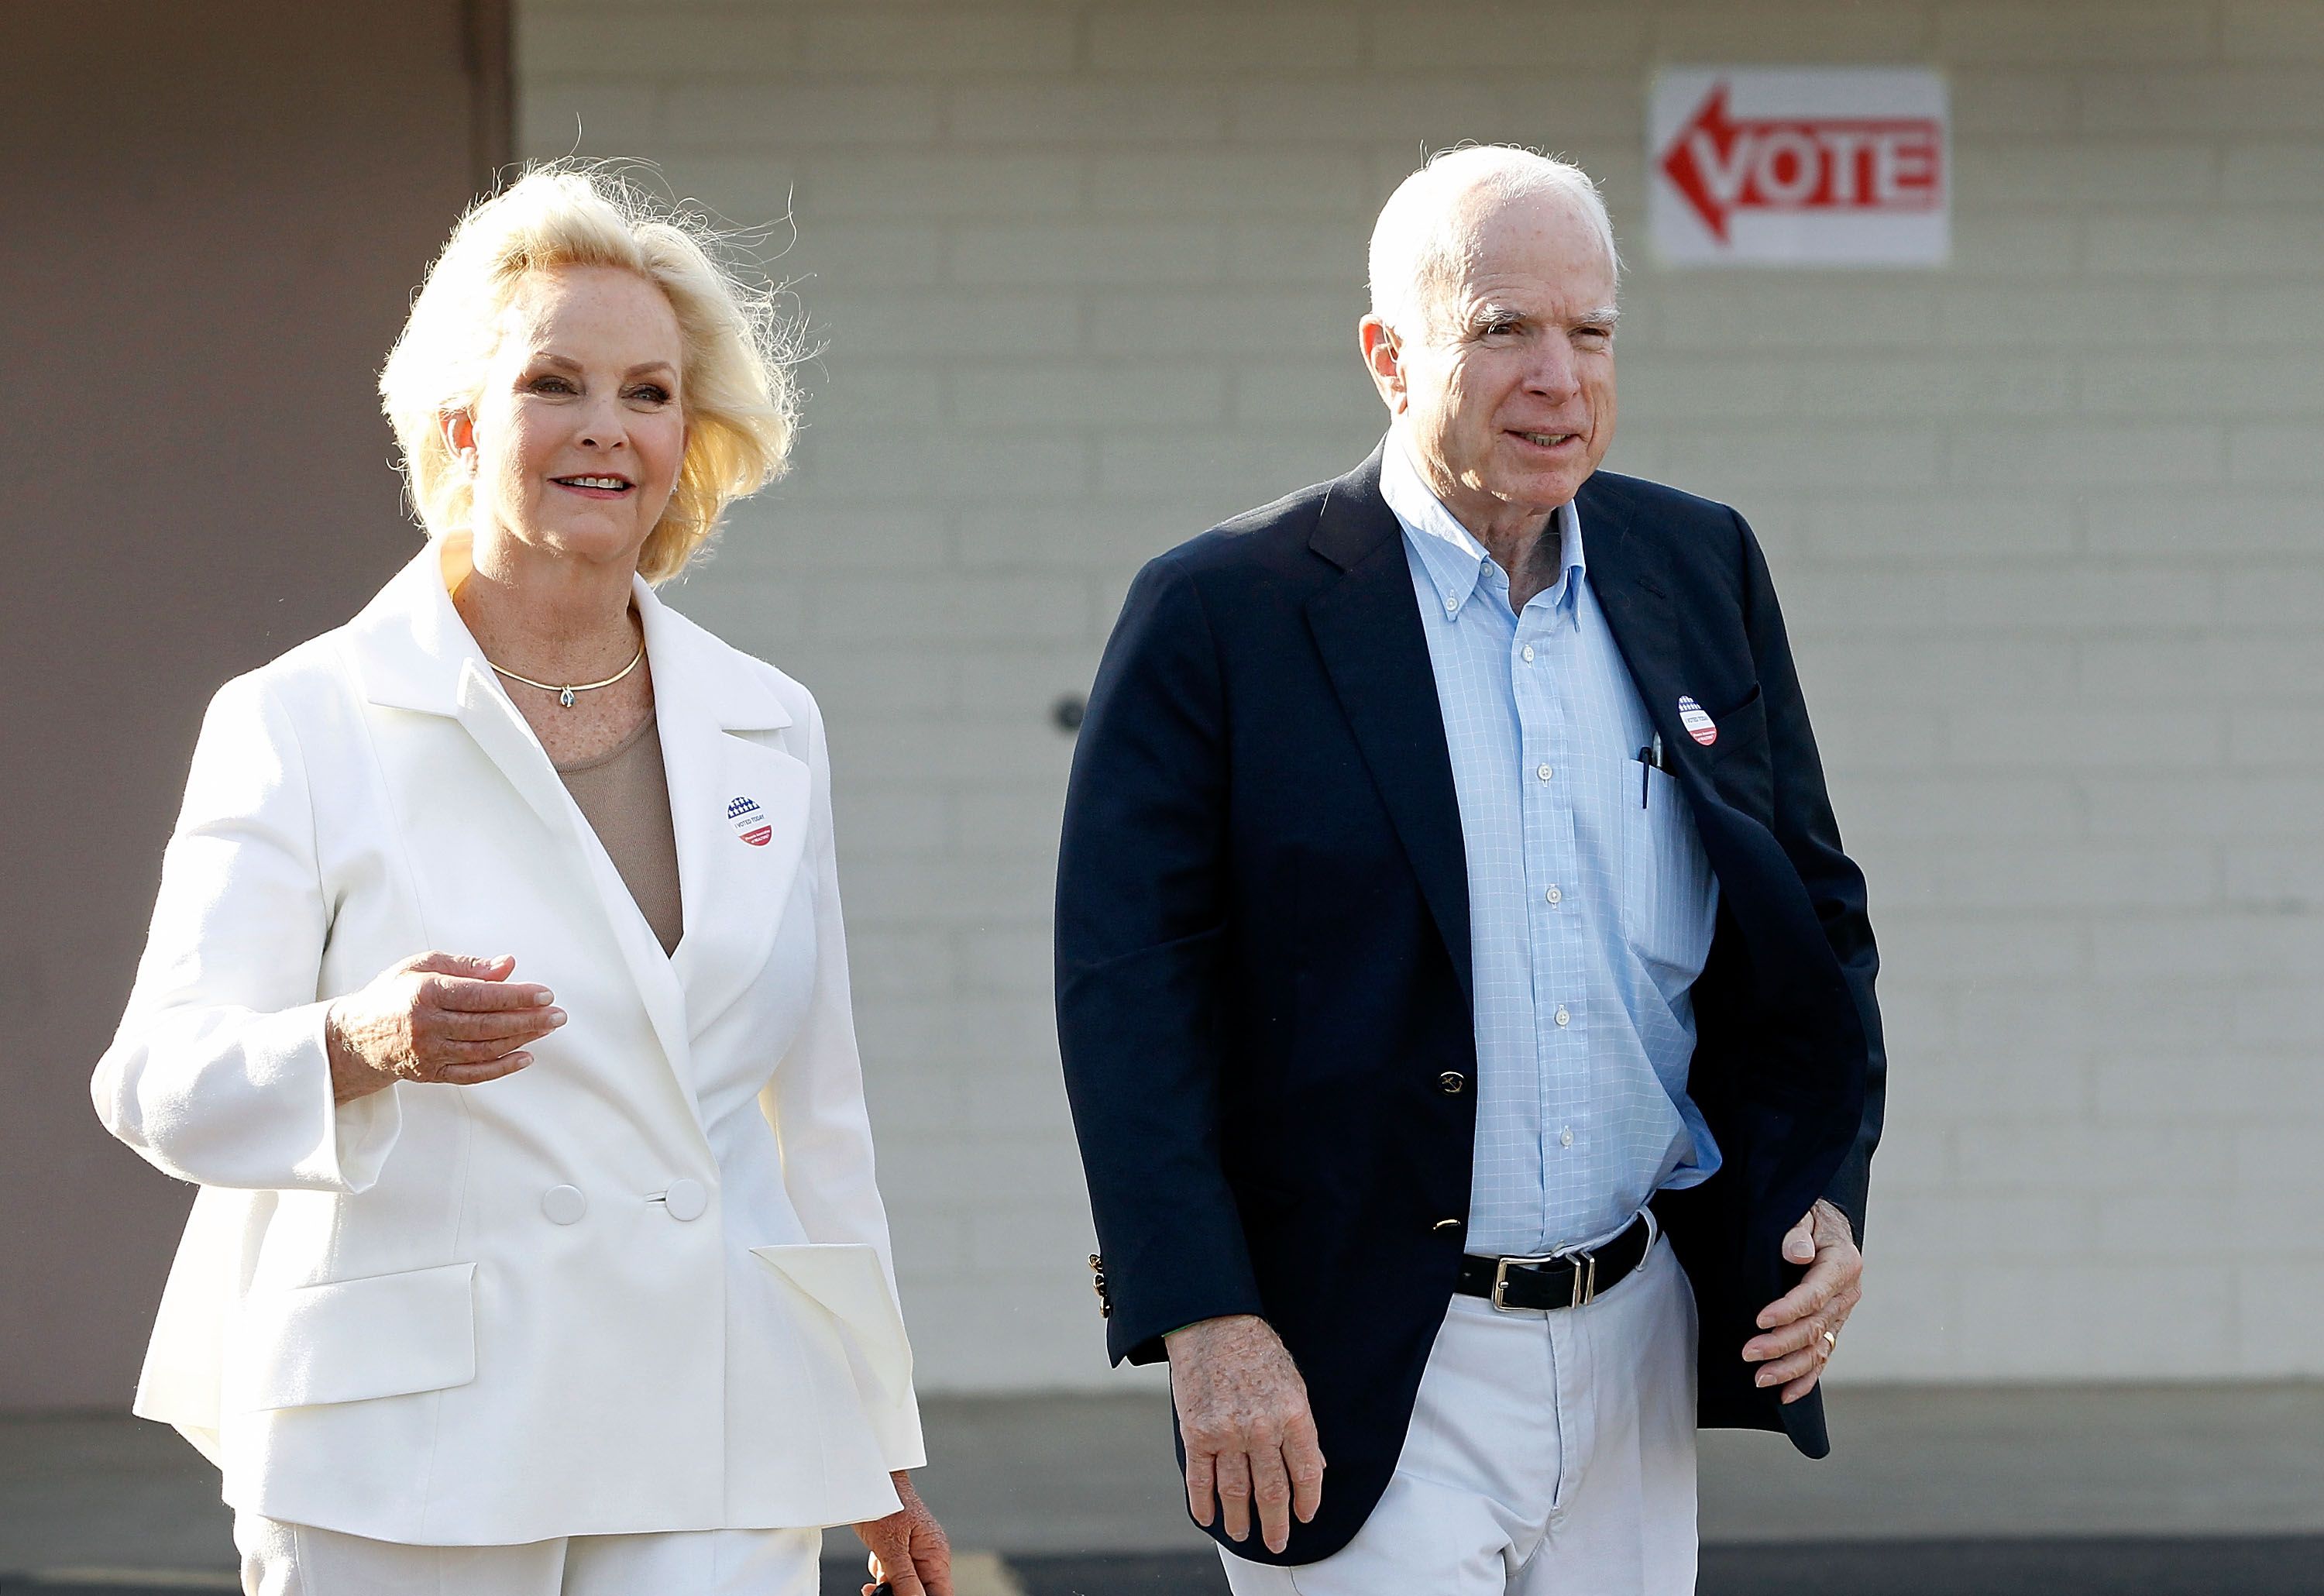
324, 951, 562, 1103
1165, 1313, 1325, 1554
1743, 1199, 1862, 1404
855, 1470, 951, 1596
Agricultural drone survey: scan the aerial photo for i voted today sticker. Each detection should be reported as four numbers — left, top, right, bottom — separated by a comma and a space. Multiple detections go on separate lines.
1677, 696, 1718, 747
727, 795, 772, 847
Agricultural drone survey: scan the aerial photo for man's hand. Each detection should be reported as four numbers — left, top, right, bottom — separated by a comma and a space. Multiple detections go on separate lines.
1164, 1314, 1325, 1554
854, 1470, 951, 1596
1742, 1199, 1862, 1404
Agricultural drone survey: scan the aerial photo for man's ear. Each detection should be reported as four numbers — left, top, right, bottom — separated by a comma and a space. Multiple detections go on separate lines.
1358, 315, 1407, 415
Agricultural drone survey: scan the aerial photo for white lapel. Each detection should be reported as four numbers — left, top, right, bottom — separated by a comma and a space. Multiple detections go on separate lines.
637, 582, 811, 1044
335, 540, 700, 1105
344, 542, 584, 850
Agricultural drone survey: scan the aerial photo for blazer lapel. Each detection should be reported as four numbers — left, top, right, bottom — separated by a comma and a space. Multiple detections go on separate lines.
1303, 449, 1474, 1007
340, 540, 693, 1096
346, 543, 596, 849
1576, 480, 1695, 765
639, 585, 810, 1044
1583, 478, 1804, 972
450, 660, 590, 848
1583, 477, 1786, 840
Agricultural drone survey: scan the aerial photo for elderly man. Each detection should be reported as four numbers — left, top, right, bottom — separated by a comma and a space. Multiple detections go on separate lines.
1054, 146, 1883, 1592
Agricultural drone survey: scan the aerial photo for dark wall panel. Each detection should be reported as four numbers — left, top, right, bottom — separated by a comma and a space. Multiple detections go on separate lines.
0, 1, 504, 1409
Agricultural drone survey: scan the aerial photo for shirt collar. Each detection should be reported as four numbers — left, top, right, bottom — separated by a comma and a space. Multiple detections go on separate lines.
1379, 428, 1586, 621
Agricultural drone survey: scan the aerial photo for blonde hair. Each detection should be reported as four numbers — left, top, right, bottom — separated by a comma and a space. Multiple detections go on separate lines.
380, 163, 797, 583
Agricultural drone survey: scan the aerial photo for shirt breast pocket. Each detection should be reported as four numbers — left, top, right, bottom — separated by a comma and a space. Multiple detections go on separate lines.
1619, 765, 1718, 992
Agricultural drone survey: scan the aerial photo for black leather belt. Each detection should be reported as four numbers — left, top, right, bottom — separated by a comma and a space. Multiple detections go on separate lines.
1453, 1214, 1655, 1312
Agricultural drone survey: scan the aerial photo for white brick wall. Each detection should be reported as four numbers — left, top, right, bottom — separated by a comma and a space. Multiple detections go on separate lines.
518, 0, 2324, 1389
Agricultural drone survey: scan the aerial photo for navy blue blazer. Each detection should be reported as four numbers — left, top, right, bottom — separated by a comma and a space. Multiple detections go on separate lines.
1055, 446, 1884, 1565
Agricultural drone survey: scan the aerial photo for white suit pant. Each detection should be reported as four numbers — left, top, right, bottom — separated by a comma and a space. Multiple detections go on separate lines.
233, 1513, 822, 1596
1221, 1234, 1699, 1595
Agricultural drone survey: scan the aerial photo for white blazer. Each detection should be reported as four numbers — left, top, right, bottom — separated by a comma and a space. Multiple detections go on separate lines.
93, 539, 925, 1546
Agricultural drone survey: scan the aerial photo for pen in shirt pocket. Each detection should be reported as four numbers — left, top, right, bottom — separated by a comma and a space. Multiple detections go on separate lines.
1637, 732, 1664, 807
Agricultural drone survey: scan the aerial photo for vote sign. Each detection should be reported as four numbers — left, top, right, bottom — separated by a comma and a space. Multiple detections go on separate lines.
1648, 68, 1949, 267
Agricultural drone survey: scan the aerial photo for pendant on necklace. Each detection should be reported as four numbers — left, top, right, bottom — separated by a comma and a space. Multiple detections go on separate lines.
559, 686, 576, 708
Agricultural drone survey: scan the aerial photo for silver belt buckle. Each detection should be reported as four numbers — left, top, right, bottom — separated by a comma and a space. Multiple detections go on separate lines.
1490, 1251, 1552, 1312
1490, 1247, 1598, 1312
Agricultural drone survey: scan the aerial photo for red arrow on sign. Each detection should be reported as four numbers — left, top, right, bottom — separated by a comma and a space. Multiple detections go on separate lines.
1658, 85, 1944, 242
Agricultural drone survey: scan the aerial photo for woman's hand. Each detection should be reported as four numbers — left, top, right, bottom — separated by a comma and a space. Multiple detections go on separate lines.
854, 1470, 952, 1596
324, 951, 562, 1103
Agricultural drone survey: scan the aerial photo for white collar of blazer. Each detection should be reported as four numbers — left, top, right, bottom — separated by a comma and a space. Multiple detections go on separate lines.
337, 537, 813, 1105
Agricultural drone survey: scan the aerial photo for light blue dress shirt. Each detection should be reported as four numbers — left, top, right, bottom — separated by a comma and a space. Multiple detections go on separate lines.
1382, 434, 1722, 1257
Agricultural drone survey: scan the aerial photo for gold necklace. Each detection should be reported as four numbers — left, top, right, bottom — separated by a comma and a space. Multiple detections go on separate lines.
487, 641, 645, 707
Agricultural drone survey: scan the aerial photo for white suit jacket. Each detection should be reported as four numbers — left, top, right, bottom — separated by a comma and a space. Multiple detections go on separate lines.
92, 539, 926, 1546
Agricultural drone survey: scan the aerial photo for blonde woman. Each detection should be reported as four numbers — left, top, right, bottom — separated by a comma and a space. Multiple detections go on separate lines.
92, 167, 951, 1596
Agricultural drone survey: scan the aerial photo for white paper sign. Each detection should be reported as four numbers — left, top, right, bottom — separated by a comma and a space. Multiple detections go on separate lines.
1648, 67, 1950, 267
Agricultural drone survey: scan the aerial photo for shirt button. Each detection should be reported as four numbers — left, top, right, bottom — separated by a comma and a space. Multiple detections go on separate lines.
1545, 886, 1563, 906
1535, 763, 1553, 782
1559, 1127, 1575, 1148
1445, 595, 1459, 612
1521, 645, 1535, 662
1438, 1071, 1466, 1096
1554, 1005, 1570, 1027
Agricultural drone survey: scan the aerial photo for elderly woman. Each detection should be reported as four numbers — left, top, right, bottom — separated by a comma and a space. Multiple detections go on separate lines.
91, 167, 951, 1596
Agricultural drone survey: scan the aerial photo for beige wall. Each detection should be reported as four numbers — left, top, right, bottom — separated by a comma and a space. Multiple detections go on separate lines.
520, 0, 2324, 1393
36, 0, 2318, 1426
0, 2, 500, 1409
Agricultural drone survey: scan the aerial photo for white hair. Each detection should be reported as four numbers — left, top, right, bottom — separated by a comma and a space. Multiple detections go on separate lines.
1367, 146, 1621, 335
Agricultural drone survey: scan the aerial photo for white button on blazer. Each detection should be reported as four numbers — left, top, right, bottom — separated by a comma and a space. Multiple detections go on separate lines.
91, 538, 925, 1546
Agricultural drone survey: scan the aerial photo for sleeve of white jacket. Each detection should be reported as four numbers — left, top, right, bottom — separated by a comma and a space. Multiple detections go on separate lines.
91, 672, 400, 1192
760, 696, 927, 1471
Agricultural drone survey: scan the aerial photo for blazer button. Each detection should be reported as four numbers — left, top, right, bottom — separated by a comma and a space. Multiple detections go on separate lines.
1438, 1071, 1466, 1096
541, 1185, 587, 1226
662, 1178, 708, 1222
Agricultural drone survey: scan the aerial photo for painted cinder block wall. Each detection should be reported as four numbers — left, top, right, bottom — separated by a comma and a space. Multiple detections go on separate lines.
517, 0, 2324, 1391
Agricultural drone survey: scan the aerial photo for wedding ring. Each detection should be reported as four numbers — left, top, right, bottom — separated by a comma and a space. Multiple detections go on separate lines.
1820, 1329, 1838, 1355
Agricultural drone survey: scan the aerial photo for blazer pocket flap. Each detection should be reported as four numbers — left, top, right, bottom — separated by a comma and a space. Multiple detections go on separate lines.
231, 1261, 477, 1412
752, 1243, 913, 1402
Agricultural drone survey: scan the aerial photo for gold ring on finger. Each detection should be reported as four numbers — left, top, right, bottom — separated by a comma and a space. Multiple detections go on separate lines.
1820, 1329, 1838, 1355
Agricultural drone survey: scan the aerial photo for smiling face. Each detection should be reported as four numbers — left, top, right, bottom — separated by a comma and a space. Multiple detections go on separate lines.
447, 263, 687, 573
1362, 192, 1619, 535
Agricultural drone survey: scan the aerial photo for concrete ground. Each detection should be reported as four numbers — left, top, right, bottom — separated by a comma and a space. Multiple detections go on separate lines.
4, 1385, 2322, 1592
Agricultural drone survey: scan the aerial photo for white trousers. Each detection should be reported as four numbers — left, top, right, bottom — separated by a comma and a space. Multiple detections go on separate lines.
233, 1513, 822, 1596
1222, 1234, 1700, 1595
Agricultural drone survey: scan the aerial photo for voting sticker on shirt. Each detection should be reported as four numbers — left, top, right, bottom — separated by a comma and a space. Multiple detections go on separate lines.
727, 794, 773, 847
1677, 696, 1718, 747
